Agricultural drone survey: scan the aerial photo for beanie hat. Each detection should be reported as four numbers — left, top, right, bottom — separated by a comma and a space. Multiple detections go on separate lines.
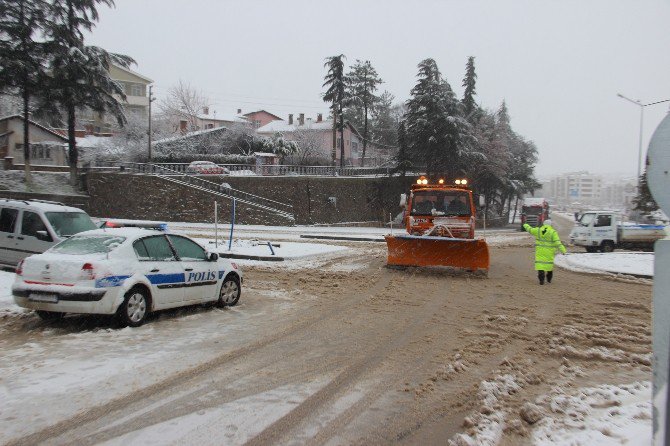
544, 219, 552, 226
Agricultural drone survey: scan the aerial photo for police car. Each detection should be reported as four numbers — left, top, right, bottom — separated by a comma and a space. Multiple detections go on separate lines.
12, 228, 242, 327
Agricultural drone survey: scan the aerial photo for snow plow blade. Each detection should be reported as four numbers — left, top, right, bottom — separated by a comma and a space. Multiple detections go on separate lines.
384, 235, 490, 271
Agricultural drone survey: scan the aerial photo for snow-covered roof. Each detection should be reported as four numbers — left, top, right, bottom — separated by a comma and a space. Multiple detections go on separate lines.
197, 113, 248, 123
111, 63, 154, 83
152, 125, 228, 145
0, 115, 68, 142
256, 119, 333, 133
76, 135, 110, 148
243, 110, 283, 121
79, 227, 164, 239
523, 197, 547, 206
0, 198, 87, 213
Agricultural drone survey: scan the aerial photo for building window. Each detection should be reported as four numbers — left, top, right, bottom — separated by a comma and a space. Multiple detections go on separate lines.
130, 83, 144, 97
254, 120, 261, 128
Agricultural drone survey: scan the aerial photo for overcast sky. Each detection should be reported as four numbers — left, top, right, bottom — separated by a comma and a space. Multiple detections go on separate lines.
86, 0, 670, 178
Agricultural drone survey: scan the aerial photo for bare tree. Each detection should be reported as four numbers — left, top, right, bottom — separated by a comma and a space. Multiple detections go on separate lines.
157, 79, 210, 133
289, 127, 328, 165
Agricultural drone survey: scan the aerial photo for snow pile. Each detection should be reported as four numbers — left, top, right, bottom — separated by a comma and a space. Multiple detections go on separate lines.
556, 252, 654, 278
532, 382, 651, 445
0, 270, 23, 315
196, 237, 349, 261
0, 171, 78, 195
448, 374, 522, 446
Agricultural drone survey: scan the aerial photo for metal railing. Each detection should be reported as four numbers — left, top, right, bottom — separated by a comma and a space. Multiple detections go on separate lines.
93, 161, 394, 177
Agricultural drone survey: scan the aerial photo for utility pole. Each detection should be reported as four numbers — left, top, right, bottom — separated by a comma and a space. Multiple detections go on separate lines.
147, 85, 156, 161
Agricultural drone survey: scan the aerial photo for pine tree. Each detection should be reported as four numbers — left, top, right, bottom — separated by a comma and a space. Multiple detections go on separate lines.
0, 0, 50, 184
322, 54, 347, 167
461, 56, 477, 118
370, 91, 396, 148
393, 120, 411, 177
632, 171, 658, 213
345, 60, 382, 166
404, 58, 475, 177
43, 0, 134, 186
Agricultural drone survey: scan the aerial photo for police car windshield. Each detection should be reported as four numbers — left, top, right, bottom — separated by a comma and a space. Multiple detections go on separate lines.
45, 212, 96, 237
410, 190, 471, 216
50, 235, 126, 254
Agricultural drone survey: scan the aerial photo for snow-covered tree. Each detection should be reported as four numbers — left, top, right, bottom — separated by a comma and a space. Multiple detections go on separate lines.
461, 56, 477, 118
261, 132, 298, 163
632, 171, 658, 213
368, 91, 398, 155
0, 0, 50, 183
404, 58, 476, 177
157, 80, 210, 134
43, 0, 134, 185
345, 60, 382, 166
322, 54, 347, 167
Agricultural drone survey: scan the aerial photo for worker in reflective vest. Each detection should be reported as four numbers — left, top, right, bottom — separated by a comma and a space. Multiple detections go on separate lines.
523, 219, 566, 285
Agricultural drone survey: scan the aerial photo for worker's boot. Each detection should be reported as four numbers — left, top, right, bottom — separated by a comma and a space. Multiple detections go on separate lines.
547, 271, 553, 284
538, 271, 545, 285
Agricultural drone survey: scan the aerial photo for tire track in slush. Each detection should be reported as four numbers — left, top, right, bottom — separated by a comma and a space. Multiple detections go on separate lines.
7, 264, 393, 446
244, 274, 457, 446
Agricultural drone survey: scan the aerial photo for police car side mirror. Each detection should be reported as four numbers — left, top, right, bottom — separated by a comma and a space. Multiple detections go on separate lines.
208, 252, 218, 261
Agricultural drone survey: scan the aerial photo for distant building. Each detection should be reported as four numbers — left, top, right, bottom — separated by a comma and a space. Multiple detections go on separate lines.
242, 110, 283, 129
545, 171, 603, 205
78, 63, 154, 135
0, 115, 68, 166
256, 113, 370, 166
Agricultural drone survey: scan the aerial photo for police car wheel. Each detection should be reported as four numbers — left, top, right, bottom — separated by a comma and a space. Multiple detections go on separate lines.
217, 276, 240, 307
36, 310, 64, 321
118, 287, 149, 327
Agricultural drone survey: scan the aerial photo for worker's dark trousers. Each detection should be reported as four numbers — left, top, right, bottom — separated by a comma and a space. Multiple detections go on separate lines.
538, 270, 553, 285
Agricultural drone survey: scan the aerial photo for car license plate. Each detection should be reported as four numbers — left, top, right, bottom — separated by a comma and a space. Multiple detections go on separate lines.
28, 293, 58, 303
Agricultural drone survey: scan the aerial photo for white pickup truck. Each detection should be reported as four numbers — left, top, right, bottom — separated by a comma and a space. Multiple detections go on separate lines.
569, 211, 667, 252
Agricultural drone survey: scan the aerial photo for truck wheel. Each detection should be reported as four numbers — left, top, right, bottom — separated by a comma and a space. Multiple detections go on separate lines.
600, 241, 615, 253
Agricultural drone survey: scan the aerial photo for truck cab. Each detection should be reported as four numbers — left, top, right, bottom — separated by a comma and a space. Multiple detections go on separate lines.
570, 212, 618, 252
570, 211, 667, 252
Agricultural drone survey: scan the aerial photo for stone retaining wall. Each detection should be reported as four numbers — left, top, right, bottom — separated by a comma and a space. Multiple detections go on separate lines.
84, 173, 415, 225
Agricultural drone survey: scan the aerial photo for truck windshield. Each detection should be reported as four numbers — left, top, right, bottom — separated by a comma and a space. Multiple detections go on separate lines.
522, 206, 543, 216
410, 190, 471, 216
579, 213, 595, 226
45, 212, 97, 237
50, 235, 126, 254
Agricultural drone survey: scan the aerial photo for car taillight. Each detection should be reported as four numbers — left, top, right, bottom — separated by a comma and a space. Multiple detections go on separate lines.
16, 260, 24, 276
81, 263, 96, 280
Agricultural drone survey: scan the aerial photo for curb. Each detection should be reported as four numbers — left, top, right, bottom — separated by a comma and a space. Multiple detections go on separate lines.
299, 234, 386, 242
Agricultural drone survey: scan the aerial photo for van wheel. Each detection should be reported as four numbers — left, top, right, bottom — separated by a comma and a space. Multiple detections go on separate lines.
600, 241, 615, 253
36, 310, 64, 321
117, 287, 149, 327
217, 275, 240, 307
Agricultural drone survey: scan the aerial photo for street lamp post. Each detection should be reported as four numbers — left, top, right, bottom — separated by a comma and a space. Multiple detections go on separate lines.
616, 93, 670, 184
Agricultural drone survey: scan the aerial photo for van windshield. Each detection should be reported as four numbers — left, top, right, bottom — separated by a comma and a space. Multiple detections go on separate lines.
50, 235, 126, 254
45, 212, 96, 237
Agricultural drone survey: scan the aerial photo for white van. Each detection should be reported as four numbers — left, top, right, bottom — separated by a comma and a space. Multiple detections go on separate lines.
0, 199, 97, 268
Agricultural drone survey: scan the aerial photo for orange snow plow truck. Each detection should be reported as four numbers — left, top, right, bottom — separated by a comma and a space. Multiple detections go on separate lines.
384, 176, 490, 272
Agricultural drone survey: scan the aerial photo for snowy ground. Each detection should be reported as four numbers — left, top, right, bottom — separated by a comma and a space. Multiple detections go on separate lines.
0, 170, 78, 195
0, 223, 659, 444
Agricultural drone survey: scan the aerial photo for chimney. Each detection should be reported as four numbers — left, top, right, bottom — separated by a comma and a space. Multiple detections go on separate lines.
317, 113, 323, 123
203, 106, 209, 115
299, 113, 305, 126
237, 108, 242, 114
288, 114, 293, 125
